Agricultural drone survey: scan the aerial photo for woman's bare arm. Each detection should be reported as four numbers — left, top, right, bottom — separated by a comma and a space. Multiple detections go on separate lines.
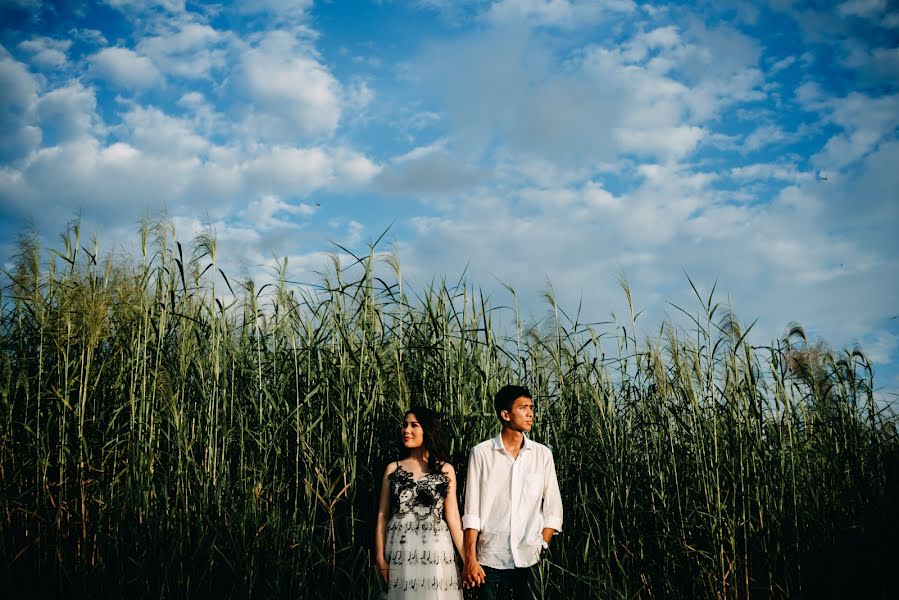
374, 462, 397, 587
442, 464, 464, 559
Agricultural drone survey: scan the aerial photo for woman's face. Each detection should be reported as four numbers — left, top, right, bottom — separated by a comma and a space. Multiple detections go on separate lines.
401, 413, 424, 449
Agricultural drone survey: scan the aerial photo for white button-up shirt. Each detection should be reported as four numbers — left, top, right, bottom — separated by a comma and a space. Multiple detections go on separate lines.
462, 433, 563, 569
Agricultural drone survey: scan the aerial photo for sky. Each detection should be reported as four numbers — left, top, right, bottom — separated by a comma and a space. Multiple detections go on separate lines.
1, 0, 897, 405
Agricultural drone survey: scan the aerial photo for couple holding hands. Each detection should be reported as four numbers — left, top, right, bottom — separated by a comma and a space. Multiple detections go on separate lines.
374, 385, 563, 599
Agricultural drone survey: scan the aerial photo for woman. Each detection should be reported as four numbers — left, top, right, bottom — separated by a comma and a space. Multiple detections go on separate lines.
374, 406, 463, 598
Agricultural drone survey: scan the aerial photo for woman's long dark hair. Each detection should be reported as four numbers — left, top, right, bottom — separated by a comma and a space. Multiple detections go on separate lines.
400, 406, 449, 474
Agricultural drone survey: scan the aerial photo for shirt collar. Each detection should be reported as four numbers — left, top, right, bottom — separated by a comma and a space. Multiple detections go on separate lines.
492, 432, 534, 451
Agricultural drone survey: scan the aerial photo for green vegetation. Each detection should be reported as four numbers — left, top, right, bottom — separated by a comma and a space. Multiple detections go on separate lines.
1, 221, 897, 598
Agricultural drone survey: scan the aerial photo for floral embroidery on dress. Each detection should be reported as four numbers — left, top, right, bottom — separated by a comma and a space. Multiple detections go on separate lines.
388, 464, 450, 526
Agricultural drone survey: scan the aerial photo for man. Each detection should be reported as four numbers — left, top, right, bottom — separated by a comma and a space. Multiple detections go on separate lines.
461, 385, 563, 599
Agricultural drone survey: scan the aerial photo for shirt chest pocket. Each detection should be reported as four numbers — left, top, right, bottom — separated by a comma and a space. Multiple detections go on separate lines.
524, 473, 544, 496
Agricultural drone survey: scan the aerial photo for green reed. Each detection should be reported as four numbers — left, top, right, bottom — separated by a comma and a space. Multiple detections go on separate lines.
0, 220, 896, 598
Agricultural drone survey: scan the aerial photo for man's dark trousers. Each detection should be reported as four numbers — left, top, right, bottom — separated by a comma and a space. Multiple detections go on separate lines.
477, 565, 536, 599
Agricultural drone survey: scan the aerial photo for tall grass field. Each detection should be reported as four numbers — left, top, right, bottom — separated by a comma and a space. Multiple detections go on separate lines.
1, 221, 897, 598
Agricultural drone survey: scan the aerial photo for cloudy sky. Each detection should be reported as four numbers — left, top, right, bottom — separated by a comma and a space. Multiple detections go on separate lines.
1, 0, 897, 402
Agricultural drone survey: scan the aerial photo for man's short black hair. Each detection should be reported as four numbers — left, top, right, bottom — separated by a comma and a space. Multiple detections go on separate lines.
493, 385, 532, 419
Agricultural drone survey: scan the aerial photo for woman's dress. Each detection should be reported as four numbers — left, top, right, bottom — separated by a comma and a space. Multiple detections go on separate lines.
384, 463, 462, 598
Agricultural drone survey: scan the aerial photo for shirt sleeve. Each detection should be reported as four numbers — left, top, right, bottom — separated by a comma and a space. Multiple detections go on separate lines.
461, 447, 481, 531
542, 448, 563, 532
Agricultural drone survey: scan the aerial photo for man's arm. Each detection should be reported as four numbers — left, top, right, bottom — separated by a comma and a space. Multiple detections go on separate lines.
541, 449, 563, 546
462, 528, 485, 587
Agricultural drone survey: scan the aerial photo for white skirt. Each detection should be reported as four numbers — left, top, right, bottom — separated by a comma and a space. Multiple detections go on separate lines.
384, 513, 462, 599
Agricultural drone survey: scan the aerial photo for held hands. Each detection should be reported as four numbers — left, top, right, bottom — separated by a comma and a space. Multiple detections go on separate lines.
462, 559, 486, 589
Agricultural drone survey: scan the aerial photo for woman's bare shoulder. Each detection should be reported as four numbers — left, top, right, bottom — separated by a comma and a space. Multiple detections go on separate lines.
383, 461, 400, 478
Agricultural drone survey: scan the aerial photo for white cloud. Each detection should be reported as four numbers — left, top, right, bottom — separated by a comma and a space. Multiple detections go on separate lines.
1, 49, 380, 243
408, 163, 714, 282
810, 92, 899, 170
89, 47, 162, 89
483, 0, 635, 28
862, 330, 898, 365
70, 28, 108, 46
730, 163, 813, 184
769, 55, 796, 74
104, 0, 186, 14
242, 145, 379, 194
18, 37, 72, 69
416, 24, 763, 167
795, 81, 824, 108
241, 194, 316, 229
120, 104, 209, 157
494, 154, 597, 188
742, 124, 788, 152
837, 0, 886, 19
233, 30, 342, 140
1, 139, 200, 226
241, 146, 333, 191
841, 44, 899, 82
234, 0, 313, 17
868, 46, 899, 73
137, 23, 228, 79
614, 125, 704, 160
345, 78, 374, 113
815, 139, 899, 257
333, 149, 382, 185
375, 142, 488, 198
37, 81, 99, 144
404, 189, 655, 316
345, 220, 364, 247
2, 134, 379, 235
173, 91, 227, 139
0, 53, 41, 162
177, 91, 205, 107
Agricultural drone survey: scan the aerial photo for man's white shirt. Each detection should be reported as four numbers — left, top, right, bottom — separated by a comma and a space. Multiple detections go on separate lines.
462, 433, 563, 569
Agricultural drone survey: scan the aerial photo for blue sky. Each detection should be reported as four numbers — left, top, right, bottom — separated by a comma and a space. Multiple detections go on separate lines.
1, 0, 898, 404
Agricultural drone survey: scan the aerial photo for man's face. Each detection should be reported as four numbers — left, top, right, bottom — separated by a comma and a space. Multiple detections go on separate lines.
502, 396, 534, 432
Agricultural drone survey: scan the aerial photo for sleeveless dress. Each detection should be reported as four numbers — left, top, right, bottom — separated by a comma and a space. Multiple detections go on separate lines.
384, 463, 462, 598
